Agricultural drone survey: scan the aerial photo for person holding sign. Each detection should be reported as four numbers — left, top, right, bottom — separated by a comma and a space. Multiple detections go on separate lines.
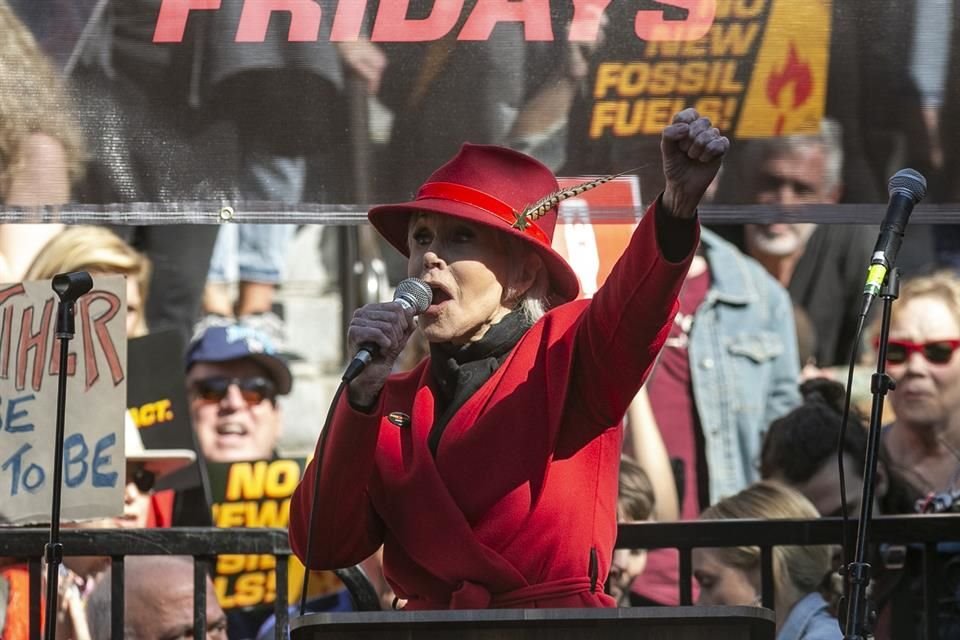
290, 108, 728, 609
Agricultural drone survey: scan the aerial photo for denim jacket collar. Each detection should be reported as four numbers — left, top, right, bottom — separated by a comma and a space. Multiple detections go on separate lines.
777, 592, 841, 640
700, 228, 758, 307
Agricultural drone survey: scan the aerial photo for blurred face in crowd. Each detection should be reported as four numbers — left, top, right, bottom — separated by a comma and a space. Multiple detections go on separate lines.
126, 277, 143, 336
744, 144, 837, 259
887, 296, 960, 431
126, 562, 227, 640
608, 503, 649, 605
408, 213, 532, 345
187, 359, 282, 462
64, 462, 155, 578
693, 548, 759, 607
769, 453, 888, 519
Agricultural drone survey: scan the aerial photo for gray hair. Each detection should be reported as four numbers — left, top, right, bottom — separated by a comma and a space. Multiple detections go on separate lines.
747, 118, 844, 194
503, 235, 552, 324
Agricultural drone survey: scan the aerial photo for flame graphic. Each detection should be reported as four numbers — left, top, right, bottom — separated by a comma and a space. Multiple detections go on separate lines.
766, 43, 813, 134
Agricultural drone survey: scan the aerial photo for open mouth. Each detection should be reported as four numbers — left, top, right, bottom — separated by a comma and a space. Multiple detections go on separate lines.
428, 285, 452, 305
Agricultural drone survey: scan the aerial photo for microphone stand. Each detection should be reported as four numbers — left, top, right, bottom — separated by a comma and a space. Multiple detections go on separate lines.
844, 268, 899, 640
44, 272, 92, 640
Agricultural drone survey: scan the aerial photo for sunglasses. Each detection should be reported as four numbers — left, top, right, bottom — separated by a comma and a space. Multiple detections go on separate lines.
877, 338, 960, 365
127, 465, 156, 493
191, 376, 277, 405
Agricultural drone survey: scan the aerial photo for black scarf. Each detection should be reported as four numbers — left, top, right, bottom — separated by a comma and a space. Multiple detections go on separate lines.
427, 310, 531, 456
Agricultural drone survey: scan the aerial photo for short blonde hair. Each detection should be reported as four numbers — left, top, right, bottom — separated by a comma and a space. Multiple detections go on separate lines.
0, 0, 85, 199
24, 226, 151, 335
890, 270, 960, 328
700, 481, 831, 597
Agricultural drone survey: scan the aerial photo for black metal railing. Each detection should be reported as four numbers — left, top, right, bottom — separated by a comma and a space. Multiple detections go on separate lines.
3, 515, 959, 639
618, 514, 960, 640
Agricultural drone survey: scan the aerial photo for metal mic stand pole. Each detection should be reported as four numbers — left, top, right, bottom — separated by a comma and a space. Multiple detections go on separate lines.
44, 272, 93, 640
845, 268, 899, 640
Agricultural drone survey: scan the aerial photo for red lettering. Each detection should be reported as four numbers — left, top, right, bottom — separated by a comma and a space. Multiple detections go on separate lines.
1, 305, 12, 380
330, 0, 366, 41
459, 0, 553, 41
568, 0, 612, 41
235, 0, 322, 43
79, 292, 124, 391
371, 1, 463, 42
47, 338, 78, 378
153, 0, 221, 43
16, 300, 53, 392
635, 0, 716, 42
0, 285, 25, 381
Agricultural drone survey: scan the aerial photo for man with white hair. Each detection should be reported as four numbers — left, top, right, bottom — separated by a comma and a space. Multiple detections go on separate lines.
739, 121, 876, 367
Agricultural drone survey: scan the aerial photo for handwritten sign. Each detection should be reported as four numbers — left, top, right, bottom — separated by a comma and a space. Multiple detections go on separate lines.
587, 0, 831, 139
208, 458, 342, 611
0, 276, 127, 525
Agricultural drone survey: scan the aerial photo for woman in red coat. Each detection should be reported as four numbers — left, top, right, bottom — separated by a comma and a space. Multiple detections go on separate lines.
289, 109, 728, 609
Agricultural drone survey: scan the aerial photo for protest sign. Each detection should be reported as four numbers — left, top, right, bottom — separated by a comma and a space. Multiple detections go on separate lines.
586, 0, 832, 140
0, 276, 126, 525
208, 458, 342, 610
552, 175, 641, 298
127, 330, 204, 492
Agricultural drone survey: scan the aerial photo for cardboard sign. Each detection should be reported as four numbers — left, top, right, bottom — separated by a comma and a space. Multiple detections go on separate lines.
208, 458, 342, 611
127, 330, 204, 492
552, 176, 642, 298
0, 276, 126, 525
587, 0, 831, 140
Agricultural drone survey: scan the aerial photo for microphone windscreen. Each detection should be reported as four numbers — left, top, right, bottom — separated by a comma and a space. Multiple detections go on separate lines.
888, 168, 927, 202
395, 277, 433, 314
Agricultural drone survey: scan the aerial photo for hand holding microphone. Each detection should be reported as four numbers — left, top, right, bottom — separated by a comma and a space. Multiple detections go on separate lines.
343, 278, 432, 401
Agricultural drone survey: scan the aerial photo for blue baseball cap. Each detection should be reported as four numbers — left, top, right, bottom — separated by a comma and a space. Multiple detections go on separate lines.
186, 323, 292, 395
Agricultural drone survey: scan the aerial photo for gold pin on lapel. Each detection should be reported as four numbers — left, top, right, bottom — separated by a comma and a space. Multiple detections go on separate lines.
387, 412, 411, 428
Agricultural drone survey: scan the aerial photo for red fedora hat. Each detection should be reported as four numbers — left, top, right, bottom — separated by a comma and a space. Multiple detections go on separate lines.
369, 143, 581, 303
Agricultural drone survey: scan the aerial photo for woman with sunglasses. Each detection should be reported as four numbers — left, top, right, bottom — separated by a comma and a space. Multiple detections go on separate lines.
881, 271, 960, 497
290, 109, 728, 610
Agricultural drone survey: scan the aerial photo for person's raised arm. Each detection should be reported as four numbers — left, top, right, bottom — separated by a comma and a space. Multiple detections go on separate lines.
571, 110, 729, 426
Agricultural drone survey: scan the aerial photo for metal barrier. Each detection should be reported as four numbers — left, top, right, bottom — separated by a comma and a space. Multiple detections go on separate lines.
3, 515, 959, 639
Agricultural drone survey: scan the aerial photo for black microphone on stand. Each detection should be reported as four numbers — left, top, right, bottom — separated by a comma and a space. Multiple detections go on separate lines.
860, 169, 927, 318
342, 277, 432, 383
45, 271, 93, 640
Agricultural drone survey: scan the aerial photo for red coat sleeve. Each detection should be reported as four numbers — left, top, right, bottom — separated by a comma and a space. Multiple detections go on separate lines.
569, 199, 698, 427
289, 391, 386, 570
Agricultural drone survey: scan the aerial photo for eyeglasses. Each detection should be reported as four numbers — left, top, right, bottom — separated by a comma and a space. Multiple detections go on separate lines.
877, 338, 960, 365
191, 376, 277, 405
127, 465, 156, 493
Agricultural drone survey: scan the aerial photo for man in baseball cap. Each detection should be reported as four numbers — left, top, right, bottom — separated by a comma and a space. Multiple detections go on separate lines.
185, 322, 292, 462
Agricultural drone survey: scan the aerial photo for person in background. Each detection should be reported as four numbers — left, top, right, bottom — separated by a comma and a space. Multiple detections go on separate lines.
0, 0, 84, 282
881, 271, 960, 497
608, 455, 655, 606
629, 224, 801, 607
185, 321, 292, 463
694, 481, 841, 640
85, 556, 227, 639
714, 120, 879, 369
24, 225, 151, 337
760, 378, 917, 517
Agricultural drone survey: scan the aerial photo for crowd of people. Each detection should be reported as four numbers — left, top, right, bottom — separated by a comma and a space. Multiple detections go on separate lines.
2, 2, 960, 640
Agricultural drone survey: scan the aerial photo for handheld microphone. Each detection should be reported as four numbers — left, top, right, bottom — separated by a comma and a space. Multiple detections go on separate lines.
861, 169, 927, 316
342, 277, 432, 383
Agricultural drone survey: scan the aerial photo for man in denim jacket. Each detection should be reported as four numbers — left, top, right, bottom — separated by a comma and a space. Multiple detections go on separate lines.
631, 227, 801, 605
